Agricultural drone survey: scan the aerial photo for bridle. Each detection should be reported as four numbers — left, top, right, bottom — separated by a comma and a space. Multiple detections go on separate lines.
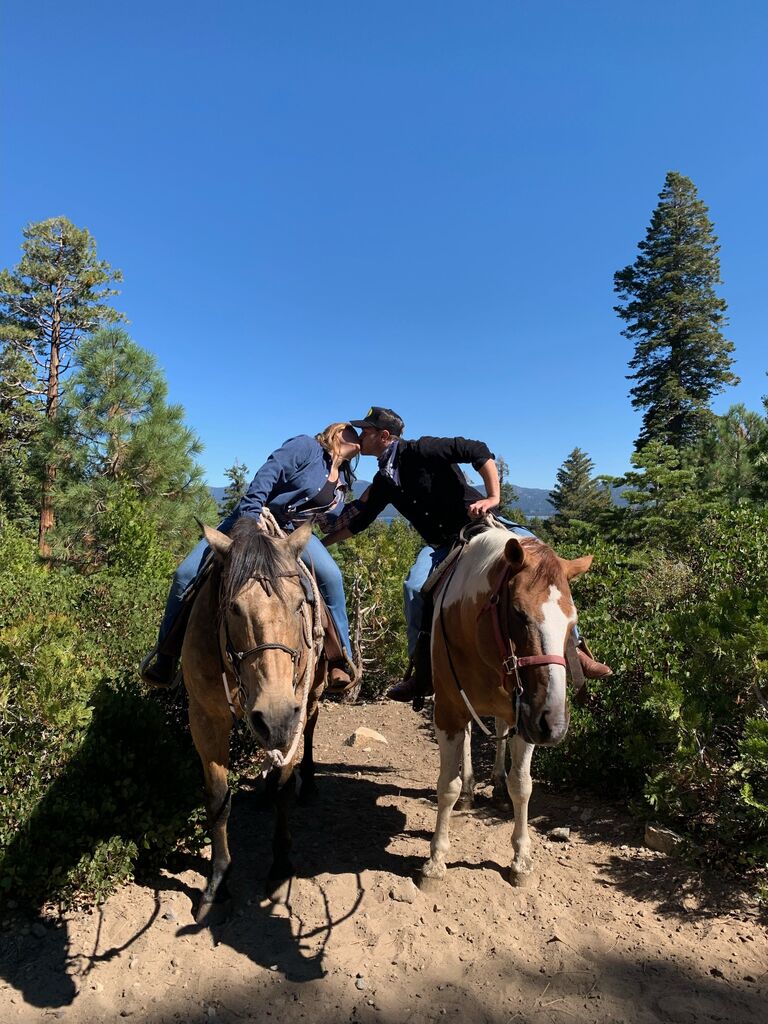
218, 570, 310, 722
437, 538, 568, 741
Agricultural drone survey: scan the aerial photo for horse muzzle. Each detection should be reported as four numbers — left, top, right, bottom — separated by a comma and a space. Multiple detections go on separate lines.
250, 702, 302, 750
516, 702, 570, 747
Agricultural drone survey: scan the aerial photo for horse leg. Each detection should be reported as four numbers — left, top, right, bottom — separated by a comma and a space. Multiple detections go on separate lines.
420, 725, 464, 885
298, 702, 320, 805
266, 764, 296, 903
491, 717, 512, 806
455, 723, 474, 811
507, 733, 536, 887
188, 699, 233, 923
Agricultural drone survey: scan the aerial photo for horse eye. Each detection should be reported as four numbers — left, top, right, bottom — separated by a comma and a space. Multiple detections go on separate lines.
231, 603, 244, 618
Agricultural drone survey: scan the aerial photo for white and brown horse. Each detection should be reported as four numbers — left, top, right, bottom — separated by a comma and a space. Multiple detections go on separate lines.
422, 526, 592, 888
182, 519, 325, 920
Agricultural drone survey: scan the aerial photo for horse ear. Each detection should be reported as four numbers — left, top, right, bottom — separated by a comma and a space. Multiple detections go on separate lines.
202, 524, 232, 561
563, 554, 593, 580
286, 521, 313, 557
504, 536, 526, 572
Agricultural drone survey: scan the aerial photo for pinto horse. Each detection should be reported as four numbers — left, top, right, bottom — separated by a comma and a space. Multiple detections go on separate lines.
421, 525, 592, 888
182, 518, 325, 920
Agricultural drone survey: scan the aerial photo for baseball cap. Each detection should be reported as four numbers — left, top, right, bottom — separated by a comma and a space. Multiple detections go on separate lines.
349, 406, 405, 435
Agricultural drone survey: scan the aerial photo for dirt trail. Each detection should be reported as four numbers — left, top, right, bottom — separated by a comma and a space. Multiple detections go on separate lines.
1, 699, 765, 1024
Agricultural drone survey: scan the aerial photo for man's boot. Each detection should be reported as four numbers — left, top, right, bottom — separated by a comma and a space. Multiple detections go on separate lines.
576, 638, 613, 680
386, 631, 434, 702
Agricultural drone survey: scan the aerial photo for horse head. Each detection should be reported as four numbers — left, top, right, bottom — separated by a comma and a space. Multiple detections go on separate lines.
203, 519, 314, 752
499, 536, 592, 746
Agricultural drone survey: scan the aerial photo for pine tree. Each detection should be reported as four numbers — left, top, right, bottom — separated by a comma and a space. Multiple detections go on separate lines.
614, 172, 737, 451
495, 456, 525, 522
0, 217, 124, 555
549, 448, 610, 535
0, 344, 40, 526
219, 461, 249, 518
55, 327, 215, 563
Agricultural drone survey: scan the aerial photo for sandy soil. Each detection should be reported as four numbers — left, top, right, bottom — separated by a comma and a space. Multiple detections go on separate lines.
1, 698, 766, 1024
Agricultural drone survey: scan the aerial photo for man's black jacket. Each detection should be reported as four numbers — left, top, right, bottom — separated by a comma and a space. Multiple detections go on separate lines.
347, 436, 494, 547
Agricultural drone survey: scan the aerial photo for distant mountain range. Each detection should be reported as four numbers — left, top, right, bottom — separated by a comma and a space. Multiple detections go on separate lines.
209, 480, 560, 521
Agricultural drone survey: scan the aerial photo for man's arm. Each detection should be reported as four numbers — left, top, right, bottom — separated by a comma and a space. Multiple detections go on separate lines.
468, 457, 501, 518
323, 481, 387, 546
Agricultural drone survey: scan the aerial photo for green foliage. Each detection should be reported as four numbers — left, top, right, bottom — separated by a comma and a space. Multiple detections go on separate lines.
547, 447, 611, 540
0, 217, 125, 551
53, 327, 215, 562
538, 507, 768, 869
219, 460, 250, 518
333, 519, 422, 695
0, 524, 202, 909
614, 171, 737, 450
0, 343, 40, 528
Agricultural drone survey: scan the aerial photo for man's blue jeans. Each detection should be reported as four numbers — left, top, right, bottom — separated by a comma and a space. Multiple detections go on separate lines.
158, 531, 351, 656
402, 520, 537, 657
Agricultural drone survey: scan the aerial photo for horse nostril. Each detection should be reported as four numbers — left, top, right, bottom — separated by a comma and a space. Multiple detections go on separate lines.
251, 710, 270, 741
292, 704, 301, 718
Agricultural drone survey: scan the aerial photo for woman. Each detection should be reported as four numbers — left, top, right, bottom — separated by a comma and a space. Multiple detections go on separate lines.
142, 422, 361, 691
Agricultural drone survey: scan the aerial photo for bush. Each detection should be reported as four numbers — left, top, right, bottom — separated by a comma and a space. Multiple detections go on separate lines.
538, 509, 768, 869
0, 525, 203, 909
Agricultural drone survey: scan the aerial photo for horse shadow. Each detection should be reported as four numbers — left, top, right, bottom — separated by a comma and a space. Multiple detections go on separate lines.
155, 760, 432, 982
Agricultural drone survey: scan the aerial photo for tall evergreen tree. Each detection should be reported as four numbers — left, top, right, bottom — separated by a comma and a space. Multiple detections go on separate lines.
0, 217, 124, 555
614, 171, 737, 451
549, 448, 610, 535
219, 461, 249, 518
55, 327, 215, 563
0, 344, 40, 526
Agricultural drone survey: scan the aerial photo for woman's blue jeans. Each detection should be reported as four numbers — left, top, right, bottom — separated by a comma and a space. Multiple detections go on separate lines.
158, 531, 351, 656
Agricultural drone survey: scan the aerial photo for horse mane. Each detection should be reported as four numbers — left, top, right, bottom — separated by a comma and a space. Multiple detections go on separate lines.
218, 517, 295, 614
524, 537, 565, 587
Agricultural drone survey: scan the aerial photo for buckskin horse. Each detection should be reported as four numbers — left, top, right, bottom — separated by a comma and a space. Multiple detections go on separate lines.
182, 518, 325, 920
421, 523, 592, 888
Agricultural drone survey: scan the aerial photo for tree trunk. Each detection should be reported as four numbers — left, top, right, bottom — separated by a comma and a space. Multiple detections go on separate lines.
38, 291, 61, 558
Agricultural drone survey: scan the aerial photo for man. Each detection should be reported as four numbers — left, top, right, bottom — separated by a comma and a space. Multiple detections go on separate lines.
323, 407, 612, 702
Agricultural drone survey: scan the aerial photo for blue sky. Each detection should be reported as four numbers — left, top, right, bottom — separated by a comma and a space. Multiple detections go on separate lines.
2, 2, 766, 488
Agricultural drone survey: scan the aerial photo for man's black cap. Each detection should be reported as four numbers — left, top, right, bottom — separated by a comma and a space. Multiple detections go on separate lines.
350, 406, 405, 436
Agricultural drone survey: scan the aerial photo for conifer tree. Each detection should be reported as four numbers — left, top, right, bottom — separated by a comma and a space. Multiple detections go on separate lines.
0, 344, 40, 525
219, 461, 250, 518
614, 172, 737, 451
55, 327, 215, 562
0, 217, 124, 554
549, 448, 610, 535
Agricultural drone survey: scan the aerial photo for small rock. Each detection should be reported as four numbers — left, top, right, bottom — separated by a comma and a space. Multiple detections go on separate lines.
346, 727, 388, 748
355, 976, 367, 990
549, 827, 570, 842
162, 910, 177, 922
744, 974, 756, 983
709, 967, 724, 978
389, 878, 419, 904
268, 964, 279, 972
645, 823, 683, 855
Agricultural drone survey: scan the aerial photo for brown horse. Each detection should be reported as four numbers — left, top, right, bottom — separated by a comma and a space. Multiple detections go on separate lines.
421, 525, 592, 888
182, 518, 325, 920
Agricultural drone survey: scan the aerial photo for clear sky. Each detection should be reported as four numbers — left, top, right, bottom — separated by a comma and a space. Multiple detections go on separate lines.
2, 2, 766, 488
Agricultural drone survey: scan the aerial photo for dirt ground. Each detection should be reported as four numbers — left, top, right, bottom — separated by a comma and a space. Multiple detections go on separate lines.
1, 698, 766, 1024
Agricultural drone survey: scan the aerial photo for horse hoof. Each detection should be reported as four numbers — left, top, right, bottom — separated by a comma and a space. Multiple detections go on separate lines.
455, 795, 474, 812
266, 876, 293, 905
416, 872, 445, 894
297, 782, 319, 806
508, 868, 537, 889
195, 897, 231, 925
492, 785, 512, 808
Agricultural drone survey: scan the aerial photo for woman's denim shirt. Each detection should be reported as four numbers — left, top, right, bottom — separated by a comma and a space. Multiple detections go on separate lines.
217, 435, 344, 533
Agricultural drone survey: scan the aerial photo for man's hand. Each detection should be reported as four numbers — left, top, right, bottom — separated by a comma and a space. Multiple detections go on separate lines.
468, 496, 499, 518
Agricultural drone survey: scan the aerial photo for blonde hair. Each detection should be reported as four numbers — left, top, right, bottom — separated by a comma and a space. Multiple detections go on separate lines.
315, 422, 353, 462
